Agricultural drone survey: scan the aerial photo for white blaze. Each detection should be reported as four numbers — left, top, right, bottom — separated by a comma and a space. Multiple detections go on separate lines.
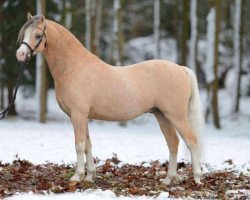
17, 28, 32, 56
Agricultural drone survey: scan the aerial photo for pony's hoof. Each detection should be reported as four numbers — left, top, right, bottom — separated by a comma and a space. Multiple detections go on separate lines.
162, 177, 171, 185
69, 172, 84, 183
162, 174, 178, 185
69, 180, 78, 187
194, 175, 202, 185
84, 174, 94, 183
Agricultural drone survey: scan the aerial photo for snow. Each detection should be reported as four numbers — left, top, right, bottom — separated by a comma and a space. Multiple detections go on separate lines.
8, 190, 171, 200
1, 88, 250, 199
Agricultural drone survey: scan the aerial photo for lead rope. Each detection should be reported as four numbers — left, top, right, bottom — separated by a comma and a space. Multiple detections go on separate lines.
0, 61, 25, 119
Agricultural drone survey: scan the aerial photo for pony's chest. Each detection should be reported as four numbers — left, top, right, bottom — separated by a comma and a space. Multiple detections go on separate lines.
55, 87, 71, 116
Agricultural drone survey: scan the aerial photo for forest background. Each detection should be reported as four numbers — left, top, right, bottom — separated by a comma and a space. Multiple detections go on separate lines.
0, 0, 250, 128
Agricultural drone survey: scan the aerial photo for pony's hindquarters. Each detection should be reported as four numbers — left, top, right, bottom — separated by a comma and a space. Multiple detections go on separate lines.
185, 67, 204, 158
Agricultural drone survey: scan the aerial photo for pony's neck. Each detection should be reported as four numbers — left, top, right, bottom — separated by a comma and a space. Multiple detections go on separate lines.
43, 20, 104, 79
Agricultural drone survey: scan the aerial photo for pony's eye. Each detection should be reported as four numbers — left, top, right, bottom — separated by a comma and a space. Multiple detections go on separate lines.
35, 35, 41, 39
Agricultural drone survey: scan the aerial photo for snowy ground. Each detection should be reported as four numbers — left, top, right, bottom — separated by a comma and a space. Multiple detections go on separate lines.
0, 89, 250, 199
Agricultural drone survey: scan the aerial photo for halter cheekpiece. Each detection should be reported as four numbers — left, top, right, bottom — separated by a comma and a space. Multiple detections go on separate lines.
21, 21, 47, 62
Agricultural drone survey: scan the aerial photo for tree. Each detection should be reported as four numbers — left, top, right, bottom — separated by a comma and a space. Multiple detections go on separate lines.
36, 0, 47, 122
61, 0, 73, 30
94, 0, 103, 56
231, 0, 244, 113
85, 0, 91, 50
212, 0, 221, 128
113, 0, 121, 66
205, 0, 221, 129
189, 0, 198, 75
154, 0, 160, 59
0, 2, 3, 110
178, 0, 189, 66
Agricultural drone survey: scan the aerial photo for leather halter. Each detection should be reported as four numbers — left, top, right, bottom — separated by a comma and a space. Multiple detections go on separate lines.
21, 21, 47, 63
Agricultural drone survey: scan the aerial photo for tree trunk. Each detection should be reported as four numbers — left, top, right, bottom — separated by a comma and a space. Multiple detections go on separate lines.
65, 0, 72, 30
0, 4, 4, 110
232, 0, 244, 113
212, 0, 221, 128
180, 0, 189, 66
113, 0, 121, 66
154, 0, 160, 59
85, 0, 91, 50
0, 38, 3, 110
36, 0, 47, 123
7, 81, 17, 116
94, 0, 102, 56
0, 85, 3, 110
189, 0, 198, 75
205, 1, 221, 129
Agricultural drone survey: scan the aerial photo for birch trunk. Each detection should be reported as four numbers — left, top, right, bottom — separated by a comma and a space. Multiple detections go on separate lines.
232, 0, 243, 113
205, 1, 221, 129
36, 0, 47, 123
154, 0, 160, 59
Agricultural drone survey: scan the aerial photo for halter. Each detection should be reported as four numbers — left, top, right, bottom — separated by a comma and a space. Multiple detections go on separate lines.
21, 21, 47, 63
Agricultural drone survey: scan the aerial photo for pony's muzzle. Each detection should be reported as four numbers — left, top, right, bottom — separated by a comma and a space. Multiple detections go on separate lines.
16, 49, 30, 63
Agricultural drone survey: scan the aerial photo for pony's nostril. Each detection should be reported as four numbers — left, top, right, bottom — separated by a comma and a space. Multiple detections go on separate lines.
16, 50, 26, 61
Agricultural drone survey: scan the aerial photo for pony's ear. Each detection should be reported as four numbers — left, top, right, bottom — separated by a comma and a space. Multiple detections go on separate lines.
27, 12, 33, 20
40, 15, 45, 22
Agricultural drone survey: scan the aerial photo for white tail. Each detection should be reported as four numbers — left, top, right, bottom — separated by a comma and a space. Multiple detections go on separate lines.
185, 67, 204, 157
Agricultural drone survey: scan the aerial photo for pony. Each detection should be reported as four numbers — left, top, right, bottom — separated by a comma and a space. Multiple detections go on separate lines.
16, 13, 203, 185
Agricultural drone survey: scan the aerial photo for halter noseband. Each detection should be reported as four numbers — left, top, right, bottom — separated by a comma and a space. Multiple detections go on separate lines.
21, 21, 47, 62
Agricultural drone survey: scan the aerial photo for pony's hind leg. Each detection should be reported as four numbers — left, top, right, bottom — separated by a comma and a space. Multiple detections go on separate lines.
154, 111, 179, 185
166, 114, 201, 184
84, 125, 96, 182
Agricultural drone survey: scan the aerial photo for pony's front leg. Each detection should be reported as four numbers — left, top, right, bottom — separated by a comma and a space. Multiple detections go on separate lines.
70, 112, 87, 183
84, 125, 96, 182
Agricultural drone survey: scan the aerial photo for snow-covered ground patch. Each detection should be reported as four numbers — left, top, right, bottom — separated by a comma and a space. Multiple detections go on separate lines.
1, 89, 250, 199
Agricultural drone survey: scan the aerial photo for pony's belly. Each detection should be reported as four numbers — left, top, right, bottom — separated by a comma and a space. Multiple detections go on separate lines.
88, 104, 147, 121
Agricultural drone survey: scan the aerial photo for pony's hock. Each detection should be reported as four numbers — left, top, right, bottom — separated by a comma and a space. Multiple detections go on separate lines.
16, 13, 204, 185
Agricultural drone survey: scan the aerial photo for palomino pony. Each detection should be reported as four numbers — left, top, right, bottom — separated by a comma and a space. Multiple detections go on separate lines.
16, 14, 203, 185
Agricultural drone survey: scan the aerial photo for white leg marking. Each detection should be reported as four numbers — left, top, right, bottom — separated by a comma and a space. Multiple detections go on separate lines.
162, 152, 178, 185
191, 148, 202, 184
84, 134, 96, 182
70, 142, 85, 182
85, 150, 96, 182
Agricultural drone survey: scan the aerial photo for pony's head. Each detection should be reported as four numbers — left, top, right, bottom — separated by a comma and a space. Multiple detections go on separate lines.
16, 13, 47, 63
